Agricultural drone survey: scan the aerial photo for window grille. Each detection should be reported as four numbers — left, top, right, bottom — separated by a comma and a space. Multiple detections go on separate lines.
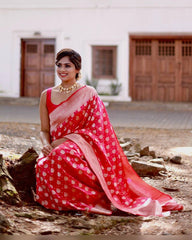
44, 45, 55, 54
182, 40, 192, 56
158, 40, 175, 56
26, 44, 38, 53
135, 40, 151, 56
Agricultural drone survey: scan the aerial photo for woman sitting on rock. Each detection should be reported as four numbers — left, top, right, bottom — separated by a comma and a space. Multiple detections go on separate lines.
35, 48, 183, 216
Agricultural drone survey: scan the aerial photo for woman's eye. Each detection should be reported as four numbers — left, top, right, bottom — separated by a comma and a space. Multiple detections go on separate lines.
56, 63, 62, 68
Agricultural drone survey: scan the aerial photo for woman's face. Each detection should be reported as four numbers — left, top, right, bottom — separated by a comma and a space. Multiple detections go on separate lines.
56, 56, 79, 83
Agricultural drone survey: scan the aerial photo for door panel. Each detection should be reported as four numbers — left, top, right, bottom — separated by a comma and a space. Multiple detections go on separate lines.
132, 40, 153, 101
181, 40, 192, 101
21, 39, 55, 97
23, 41, 41, 97
24, 71, 40, 97
156, 40, 178, 102
41, 42, 55, 69
157, 85, 175, 102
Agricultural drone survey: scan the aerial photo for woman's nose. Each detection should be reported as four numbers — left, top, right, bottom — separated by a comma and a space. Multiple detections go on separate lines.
60, 65, 66, 71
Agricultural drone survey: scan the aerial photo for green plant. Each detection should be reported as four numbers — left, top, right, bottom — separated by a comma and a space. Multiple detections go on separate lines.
110, 81, 122, 95
85, 77, 98, 90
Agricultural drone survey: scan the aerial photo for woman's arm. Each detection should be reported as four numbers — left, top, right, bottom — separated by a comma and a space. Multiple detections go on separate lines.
51, 137, 68, 148
39, 90, 53, 156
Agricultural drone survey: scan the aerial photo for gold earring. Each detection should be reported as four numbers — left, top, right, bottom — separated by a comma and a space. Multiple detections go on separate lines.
77, 72, 81, 80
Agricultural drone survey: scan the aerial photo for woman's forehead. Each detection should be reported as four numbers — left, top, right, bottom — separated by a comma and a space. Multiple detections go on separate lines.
57, 56, 71, 64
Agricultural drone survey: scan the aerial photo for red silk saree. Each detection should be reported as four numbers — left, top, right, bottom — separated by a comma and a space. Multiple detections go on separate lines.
36, 85, 183, 216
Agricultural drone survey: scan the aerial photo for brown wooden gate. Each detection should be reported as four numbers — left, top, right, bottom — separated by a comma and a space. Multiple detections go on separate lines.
21, 39, 55, 97
130, 36, 192, 102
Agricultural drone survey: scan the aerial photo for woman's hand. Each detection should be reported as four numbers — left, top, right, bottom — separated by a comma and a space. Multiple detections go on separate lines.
51, 138, 68, 148
41, 144, 53, 157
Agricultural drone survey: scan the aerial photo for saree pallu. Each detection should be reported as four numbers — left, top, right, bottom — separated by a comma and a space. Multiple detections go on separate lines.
36, 85, 183, 216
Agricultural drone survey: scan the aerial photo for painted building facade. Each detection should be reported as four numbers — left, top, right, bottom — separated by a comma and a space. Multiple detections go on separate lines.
1, 0, 192, 102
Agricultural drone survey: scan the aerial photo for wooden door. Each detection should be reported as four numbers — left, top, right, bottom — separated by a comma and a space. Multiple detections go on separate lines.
130, 36, 192, 102
21, 39, 55, 97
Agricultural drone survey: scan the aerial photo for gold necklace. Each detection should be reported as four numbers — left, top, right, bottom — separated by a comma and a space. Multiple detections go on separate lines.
59, 82, 78, 93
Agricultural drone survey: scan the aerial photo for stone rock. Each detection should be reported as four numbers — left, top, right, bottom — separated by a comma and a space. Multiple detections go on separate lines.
127, 139, 141, 153
140, 146, 150, 157
0, 213, 10, 228
15, 210, 57, 221
170, 156, 182, 164
149, 158, 165, 165
131, 160, 166, 177
149, 150, 156, 158
133, 142, 141, 153
120, 141, 132, 151
119, 137, 127, 143
0, 212, 10, 233
119, 138, 141, 153
140, 156, 153, 161
124, 152, 140, 158
69, 218, 92, 230
162, 186, 179, 192
40, 228, 61, 235
139, 146, 157, 158
129, 158, 140, 163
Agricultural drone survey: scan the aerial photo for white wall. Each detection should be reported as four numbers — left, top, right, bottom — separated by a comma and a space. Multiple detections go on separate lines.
1, 0, 192, 100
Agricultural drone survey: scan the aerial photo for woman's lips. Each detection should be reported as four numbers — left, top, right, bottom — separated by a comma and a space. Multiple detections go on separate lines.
60, 73, 67, 77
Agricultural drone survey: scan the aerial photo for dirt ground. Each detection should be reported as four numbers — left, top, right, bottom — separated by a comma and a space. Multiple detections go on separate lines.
0, 122, 191, 236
